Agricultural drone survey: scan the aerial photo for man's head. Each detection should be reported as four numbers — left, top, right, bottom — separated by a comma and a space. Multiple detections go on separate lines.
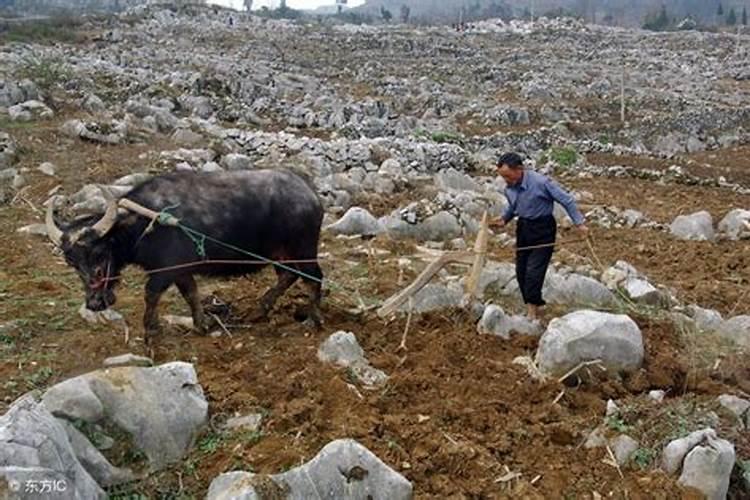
496, 152, 524, 185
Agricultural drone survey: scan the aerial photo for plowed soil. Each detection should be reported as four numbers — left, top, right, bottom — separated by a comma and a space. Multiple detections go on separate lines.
1, 116, 748, 499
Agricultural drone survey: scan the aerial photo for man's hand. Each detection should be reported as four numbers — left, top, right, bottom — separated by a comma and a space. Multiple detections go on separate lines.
489, 217, 506, 229
576, 223, 590, 236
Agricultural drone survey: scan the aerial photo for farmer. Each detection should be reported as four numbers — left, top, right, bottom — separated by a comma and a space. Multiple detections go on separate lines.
490, 152, 589, 320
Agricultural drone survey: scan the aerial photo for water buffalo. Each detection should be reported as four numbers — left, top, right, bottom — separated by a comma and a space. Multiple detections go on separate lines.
46, 168, 324, 341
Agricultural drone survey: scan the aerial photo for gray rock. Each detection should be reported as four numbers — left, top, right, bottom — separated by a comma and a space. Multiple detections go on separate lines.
621, 209, 645, 228
610, 435, 639, 466
716, 315, 750, 348
601, 260, 640, 289
82, 94, 105, 114
654, 134, 685, 157
201, 161, 223, 173
11, 173, 25, 190
649, 390, 666, 402
8, 100, 53, 121
326, 207, 384, 236
623, 277, 666, 306
435, 168, 480, 192
224, 414, 263, 433
0, 394, 105, 499
678, 434, 735, 500
670, 211, 715, 242
378, 158, 403, 178
175, 161, 194, 171
535, 310, 644, 377
718, 208, 750, 240
206, 439, 412, 500
606, 399, 620, 417
102, 353, 154, 368
113, 173, 151, 186
717, 395, 750, 418
317, 331, 365, 367
662, 428, 716, 475
171, 128, 204, 146
38, 162, 56, 177
477, 305, 542, 339
687, 305, 724, 332
59, 419, 135, 487
543, 273, 617, 308
42, 362, 208, 470
397, 284, 463, 314
61, 119, 127, 145
349, 362, 389, 388
221, 153, 254, 170
418, 211, 462, 241
16, 223, 49, 237
686, 136, 705, 153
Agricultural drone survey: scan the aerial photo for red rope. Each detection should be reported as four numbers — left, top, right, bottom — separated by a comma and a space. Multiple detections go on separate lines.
98, 257, 326, 284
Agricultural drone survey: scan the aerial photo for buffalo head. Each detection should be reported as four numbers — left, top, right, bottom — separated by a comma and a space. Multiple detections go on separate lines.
46, 197, 122, 311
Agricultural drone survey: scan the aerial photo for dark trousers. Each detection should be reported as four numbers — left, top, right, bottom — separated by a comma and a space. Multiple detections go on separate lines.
515, 216, 556, 306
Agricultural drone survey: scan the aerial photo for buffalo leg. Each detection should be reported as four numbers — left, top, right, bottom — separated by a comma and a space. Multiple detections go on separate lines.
175, 274, 207, 334
302, 279, 323, 328
298, 263, 323, 328
250, 269, 298, 321
143, 277, 171, 342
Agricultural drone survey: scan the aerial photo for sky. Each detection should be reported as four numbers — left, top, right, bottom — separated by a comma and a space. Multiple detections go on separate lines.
207, 0, 366, 11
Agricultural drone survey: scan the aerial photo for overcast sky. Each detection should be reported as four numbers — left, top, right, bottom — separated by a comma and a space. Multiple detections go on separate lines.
208, 0, 366, 11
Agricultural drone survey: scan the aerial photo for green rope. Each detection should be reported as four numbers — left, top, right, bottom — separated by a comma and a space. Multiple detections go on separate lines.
157, 204, 206, 258
181, 227, 207, 258
158, 203, 181, 226
178, 224, 325, 285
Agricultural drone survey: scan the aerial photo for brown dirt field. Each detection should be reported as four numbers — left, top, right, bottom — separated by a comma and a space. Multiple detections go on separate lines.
587, 148, 750, 186
1, 115, 749, 499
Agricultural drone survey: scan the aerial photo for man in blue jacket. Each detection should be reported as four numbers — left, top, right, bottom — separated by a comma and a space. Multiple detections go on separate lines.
490, 152, 589, 320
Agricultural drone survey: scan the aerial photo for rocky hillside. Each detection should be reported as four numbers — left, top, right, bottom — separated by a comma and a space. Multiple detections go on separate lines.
1, 4, 749, 498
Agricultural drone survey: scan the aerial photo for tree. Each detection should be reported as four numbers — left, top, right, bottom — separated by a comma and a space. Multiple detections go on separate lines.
243, 0, 252, 12
727, 7, 737, 25
642, 4, 670, 31
380, 6, 392, 22
717, 3, 724, 16
400, 4, 410, 23
743, 6, 747, 25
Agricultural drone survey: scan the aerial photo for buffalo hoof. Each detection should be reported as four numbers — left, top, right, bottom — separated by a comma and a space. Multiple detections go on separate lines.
144, 325, 162, 344
294, 307, 323, 330
192, 316, 211, 336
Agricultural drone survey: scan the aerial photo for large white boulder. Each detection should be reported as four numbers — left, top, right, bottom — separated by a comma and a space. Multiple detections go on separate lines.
535, 310, 644, 377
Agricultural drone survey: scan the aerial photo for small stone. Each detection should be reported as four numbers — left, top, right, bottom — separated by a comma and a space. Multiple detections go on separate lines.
610, 435, 639, 466
477, 305, 542, 339
103, 354, 154, 368
221, 153, 253, 171
649, 390, 666, 402
317, 331, 365, 367
38, 162, 56, 176
606, 400, 619, 417
16, 224, 48, 237
171, 128, 203, 146
224, 414, 262, 433
717, 395, 750, 418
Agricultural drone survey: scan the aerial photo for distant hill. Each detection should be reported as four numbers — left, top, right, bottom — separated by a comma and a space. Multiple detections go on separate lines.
354, 0, 749, 27
2, 0, 206, 16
